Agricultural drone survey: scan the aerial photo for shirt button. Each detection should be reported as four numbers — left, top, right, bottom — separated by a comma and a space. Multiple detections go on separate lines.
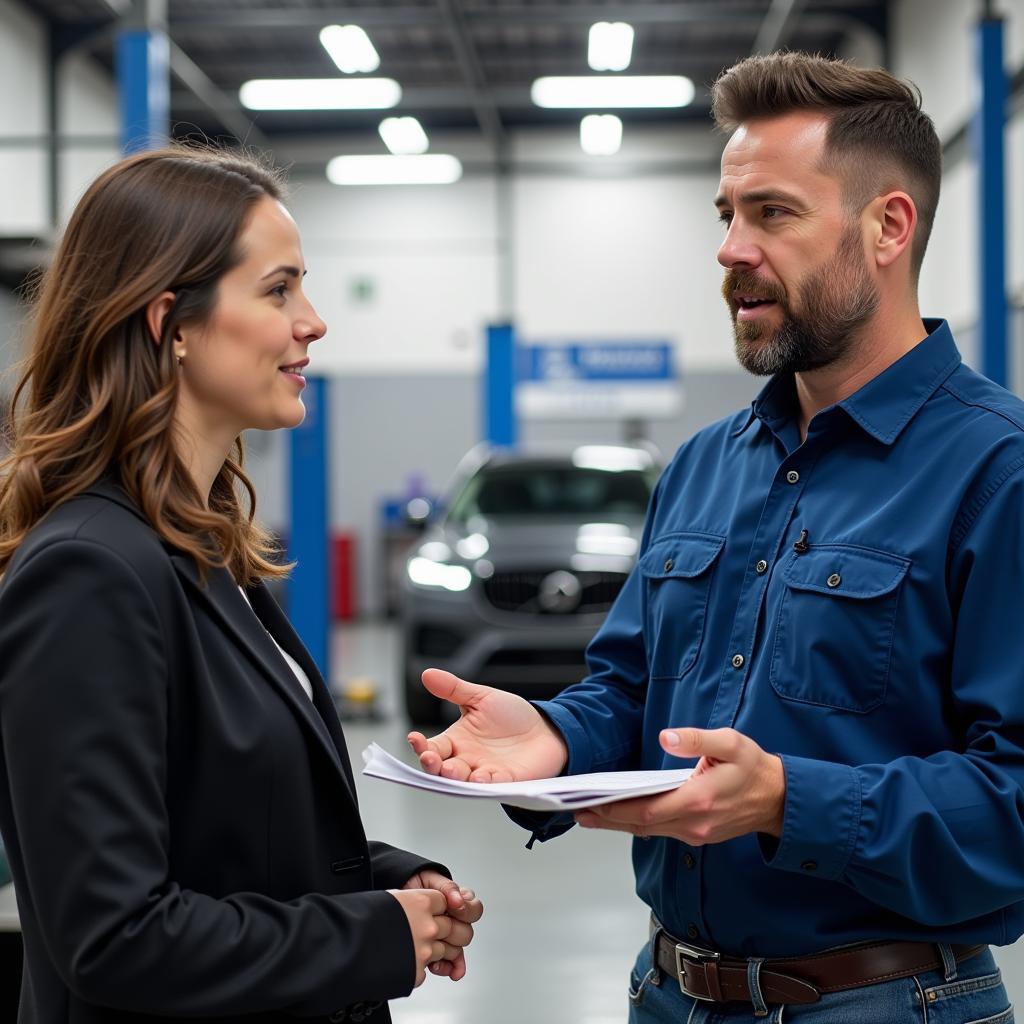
664, 558, 674, 572
731, 653, 745, 669
826, 573, 841, 588
683, 853, 696, 869
755, 559, 768, 574
786, 470, 800, 484
686, 923, 699, 940
801, 860, 818, 872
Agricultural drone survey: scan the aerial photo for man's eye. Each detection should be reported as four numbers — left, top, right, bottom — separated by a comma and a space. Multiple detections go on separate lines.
718, 211, 733, 225
763, 206, 782, 219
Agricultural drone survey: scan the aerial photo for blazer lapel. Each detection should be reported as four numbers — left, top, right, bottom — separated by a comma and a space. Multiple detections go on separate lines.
170, 555, 355, 796
78, 481, 358, 796
247, 582, 359, 795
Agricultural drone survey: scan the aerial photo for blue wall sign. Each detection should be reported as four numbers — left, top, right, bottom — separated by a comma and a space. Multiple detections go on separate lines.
517, 340, 681, 418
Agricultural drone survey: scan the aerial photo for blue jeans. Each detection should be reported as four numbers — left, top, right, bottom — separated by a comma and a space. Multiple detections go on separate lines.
627, 942, 1013, 1024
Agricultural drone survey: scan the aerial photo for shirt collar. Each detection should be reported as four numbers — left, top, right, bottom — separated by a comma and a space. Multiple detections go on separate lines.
732, 319, 961, 445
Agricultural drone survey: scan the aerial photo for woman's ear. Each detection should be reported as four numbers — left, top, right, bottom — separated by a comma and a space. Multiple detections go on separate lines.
145, 291, 178, 348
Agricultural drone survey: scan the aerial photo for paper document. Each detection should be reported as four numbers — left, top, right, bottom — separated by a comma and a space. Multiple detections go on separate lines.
361, 743, 692, 812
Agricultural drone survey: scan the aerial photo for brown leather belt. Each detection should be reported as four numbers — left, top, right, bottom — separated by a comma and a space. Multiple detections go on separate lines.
652, 919, 986, 1007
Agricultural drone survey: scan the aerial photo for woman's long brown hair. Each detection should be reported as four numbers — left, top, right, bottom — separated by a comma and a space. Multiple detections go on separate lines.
0, 145, 293, 583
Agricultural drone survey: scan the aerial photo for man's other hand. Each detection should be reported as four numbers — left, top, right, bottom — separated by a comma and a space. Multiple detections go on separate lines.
574, 727, 786, 844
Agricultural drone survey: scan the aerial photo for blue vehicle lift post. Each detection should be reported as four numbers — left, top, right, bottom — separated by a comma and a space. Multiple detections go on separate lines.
115, 0, 169, 155
485, 323, 517, 447
975, 3, 1008, 387
288, 377, 331, 682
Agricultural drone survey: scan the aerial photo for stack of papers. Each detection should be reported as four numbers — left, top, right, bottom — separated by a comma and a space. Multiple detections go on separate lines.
361, 743, 692, 812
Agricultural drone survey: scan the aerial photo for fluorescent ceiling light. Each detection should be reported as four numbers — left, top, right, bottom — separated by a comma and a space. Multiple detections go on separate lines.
239, 78, 400, 110
320, 24, 380, 74
580, 113, 622, 156
378, 116, 429, 155
327, 154, 463, 186
531, 75, 694, 109
588, 21, 634, 72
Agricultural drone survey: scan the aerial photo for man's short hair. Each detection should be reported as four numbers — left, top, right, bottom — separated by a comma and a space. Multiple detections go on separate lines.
711, 52, 941, 279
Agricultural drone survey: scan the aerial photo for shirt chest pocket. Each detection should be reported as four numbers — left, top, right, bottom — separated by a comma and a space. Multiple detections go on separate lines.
769, 544, 910, 713
639, 532, 725, 682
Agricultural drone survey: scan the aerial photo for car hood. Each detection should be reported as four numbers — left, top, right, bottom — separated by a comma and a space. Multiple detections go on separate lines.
425, 516, 646, 570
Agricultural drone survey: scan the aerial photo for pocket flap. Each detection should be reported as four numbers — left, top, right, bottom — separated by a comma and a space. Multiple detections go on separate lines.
639, 533, 726, 579
781, 544, 910, 599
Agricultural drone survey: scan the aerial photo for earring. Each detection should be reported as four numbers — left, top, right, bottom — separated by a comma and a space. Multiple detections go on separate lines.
176, 354, 184, 367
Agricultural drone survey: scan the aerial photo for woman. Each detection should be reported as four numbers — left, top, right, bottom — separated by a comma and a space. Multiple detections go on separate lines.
0, 146, 482, 1022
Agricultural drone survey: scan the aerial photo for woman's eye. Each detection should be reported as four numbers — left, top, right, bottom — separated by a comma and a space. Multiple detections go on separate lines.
269, 283, 288, 298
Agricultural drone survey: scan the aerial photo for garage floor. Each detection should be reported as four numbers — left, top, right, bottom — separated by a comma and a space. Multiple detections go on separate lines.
335, 619, 647, 1024
332, 620, 1024, 1024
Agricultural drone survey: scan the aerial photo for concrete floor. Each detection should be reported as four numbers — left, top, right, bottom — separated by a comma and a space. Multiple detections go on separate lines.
333, 619, 1024, 1023
335, 620, 647, 1024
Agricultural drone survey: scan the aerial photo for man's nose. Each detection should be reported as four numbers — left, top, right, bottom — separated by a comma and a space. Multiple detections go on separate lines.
717, 221, 762, 271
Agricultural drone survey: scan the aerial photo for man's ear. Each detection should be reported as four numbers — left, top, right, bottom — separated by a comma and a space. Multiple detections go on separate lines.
870, 191, 917, 270
145, 291, 178, 348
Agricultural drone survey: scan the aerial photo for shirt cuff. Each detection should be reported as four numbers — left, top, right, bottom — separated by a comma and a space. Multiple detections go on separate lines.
501, 700, 595, 847
533, 699, 594, 776
760, 754, 862, 880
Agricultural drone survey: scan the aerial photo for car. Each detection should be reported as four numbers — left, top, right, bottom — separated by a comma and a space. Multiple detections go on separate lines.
399, 442, 660, 723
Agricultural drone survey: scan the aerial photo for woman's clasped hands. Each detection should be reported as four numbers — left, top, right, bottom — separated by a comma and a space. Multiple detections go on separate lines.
390, 869, 484, 987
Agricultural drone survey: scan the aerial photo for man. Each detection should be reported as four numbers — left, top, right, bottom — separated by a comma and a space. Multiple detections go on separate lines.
409, 52, 1024, 1022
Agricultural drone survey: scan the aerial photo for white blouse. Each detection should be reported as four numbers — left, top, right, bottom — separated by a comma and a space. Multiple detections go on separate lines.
238, 587, 313, 701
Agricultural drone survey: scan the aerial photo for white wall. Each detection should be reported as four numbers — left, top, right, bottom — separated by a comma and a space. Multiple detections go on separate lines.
287, 174, 501, 376
508, 125, 730, 371
513, 169, 731, 371
57, 49, 119, 220
0, 0, 48, 234
893, 0, 1024, 368
0, 0, 118, 390
283, 124, 731, 378
0, 285, 26, 387
0, 0, 119, 238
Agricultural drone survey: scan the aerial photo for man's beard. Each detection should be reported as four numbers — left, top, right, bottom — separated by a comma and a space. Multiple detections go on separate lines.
722, 225, 880, 377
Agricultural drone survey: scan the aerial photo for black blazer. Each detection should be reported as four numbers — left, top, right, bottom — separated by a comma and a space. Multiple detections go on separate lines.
0, 482, 444, 1023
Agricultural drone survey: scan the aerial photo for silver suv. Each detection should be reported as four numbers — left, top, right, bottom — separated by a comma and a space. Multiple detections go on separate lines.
400, 443, 659, 723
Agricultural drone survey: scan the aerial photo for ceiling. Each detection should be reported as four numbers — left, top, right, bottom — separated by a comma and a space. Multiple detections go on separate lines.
24, 0, 889, 149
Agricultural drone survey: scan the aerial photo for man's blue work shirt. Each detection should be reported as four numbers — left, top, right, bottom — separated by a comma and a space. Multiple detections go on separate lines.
526, 320, 1024, 956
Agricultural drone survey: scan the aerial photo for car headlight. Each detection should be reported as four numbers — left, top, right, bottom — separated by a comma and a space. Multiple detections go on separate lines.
407, 556, 473, 592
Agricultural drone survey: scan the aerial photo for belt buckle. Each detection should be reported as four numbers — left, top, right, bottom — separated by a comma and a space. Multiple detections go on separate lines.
674, 942, 720, 1001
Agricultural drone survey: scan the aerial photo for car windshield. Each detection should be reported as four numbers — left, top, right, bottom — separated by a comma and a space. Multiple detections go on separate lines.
448, 463, 654, 520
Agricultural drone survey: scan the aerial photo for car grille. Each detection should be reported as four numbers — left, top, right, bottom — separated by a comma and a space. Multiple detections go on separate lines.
482, 570, 628, 614
412, 625, 464, 658
477, 649, 589, 688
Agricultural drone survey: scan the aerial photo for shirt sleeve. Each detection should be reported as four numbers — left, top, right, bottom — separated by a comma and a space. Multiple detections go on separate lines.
763, 465, 1024, 929
0, 539, 416, 1015
502, 473, 666, 844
